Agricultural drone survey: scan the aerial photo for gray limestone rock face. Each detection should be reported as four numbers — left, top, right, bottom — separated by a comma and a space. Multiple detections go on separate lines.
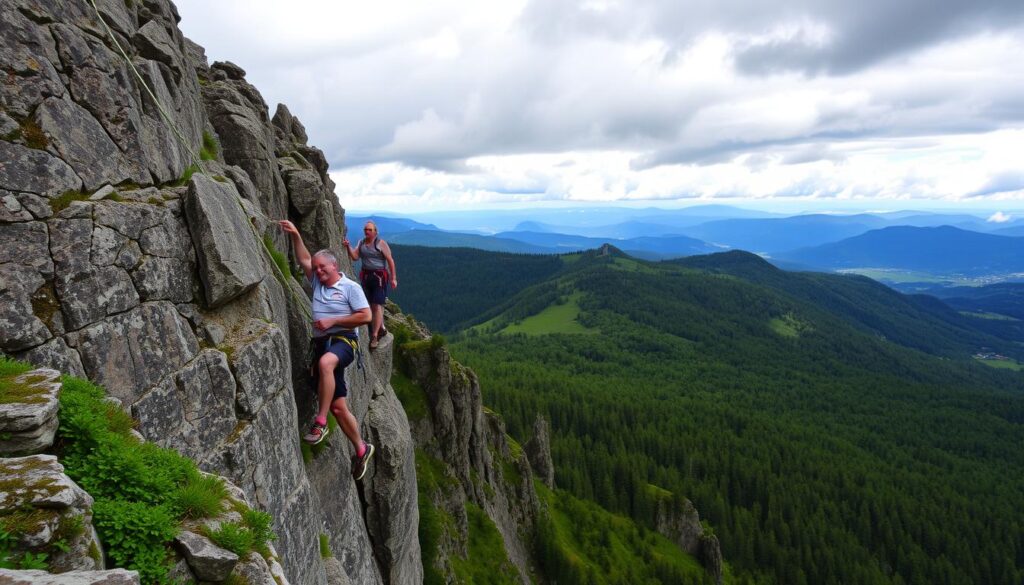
272, 103, 308, 146
1, 191, 35, 223
298, 199, 348, 264
13, 337, 87, 378
66, 301, 199, 403
524, 415, 555, 489
699, 533, 724, 584
653, 495, 704, 556
0, 569, 140, 584
132, 20, 179, 74
131, 256, 194, 302
2, 191, 52, 221
35, 97, 136, 190
202, 69, 288, 222
133, 343, 240, 461
228, 321, 289, 419
175, 530, 239, 582
323, 557, 353, 585
0, 141, 83, 199
282, 166, 324, 216
363, 389, 423, 585
0, 3, 66, 120
48, 209, 143, 330
0, 265, 51, 353
0, 219, 53, 278
184, 174, 266, 308
200, 390, 329, 585
55, 264, 141, 332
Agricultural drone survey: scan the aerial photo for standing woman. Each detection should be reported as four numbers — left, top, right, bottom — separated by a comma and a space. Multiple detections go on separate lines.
343, 220, 398, 349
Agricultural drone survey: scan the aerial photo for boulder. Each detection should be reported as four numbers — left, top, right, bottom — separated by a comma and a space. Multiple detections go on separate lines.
175, 530, 239, 582
184, 174, 266, 308
230, 552, 276, 585
0, 455, 102, 571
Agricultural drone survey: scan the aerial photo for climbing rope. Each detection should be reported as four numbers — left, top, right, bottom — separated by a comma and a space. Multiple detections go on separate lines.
85, 0, 204, 171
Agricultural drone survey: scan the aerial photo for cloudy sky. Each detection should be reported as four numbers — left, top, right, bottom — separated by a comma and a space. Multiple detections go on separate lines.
174, 0, 1024, 214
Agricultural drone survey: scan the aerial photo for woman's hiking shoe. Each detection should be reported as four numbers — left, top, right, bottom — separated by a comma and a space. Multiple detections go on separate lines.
369, 337, 379, 350
379, 326, 388, 339
352, 443, 375, 480
303, 420, 330, 445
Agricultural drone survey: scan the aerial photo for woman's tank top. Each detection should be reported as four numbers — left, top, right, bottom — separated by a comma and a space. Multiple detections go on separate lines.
359, 238, 387, 271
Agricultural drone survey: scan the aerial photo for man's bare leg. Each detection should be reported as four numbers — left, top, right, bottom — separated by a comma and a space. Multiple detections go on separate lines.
330, 397, 365, 453
316, 352, 339, 421
371, 304, 384, 339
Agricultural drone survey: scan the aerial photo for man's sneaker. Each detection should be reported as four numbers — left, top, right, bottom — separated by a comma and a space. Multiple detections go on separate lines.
352, 443, 375, 480
379, 326, 388, 339
369, 337, 379, 350
303, 420, 330, 445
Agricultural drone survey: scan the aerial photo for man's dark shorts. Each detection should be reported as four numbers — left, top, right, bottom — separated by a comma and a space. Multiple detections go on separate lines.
360, 270, 389, 305
312, 335, 356, 400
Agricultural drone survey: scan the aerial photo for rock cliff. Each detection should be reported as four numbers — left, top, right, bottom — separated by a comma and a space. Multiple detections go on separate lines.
1, 0, 416, 582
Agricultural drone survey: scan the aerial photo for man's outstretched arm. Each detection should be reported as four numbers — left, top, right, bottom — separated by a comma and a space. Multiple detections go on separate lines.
278, 220, 312, 279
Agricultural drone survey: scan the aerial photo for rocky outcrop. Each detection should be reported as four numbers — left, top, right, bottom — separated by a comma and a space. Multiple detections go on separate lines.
0, 455, 103, 573
0, 368, 61, 455
652, 492, 724, 583
524, 415, 555, 489
184, 174, 265, 308
0, 0, 417, 583
390, 312, 542, 584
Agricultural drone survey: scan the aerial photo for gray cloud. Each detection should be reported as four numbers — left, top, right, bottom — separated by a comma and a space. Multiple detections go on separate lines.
176, 0, 1024, 208
968, 171, 1024, 197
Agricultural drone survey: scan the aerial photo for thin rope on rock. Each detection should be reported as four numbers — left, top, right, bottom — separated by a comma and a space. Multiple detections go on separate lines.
85, 0, 204, 172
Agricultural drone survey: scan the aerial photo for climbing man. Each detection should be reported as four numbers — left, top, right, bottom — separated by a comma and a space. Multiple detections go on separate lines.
279, 220, 376, 480
342, 220, 397, 350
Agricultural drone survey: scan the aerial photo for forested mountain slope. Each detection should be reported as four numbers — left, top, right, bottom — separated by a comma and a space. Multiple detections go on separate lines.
406, 250, 1024, 585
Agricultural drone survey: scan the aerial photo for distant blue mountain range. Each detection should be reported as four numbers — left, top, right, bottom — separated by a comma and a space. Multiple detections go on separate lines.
350, 209, 1024, 280
778, 226, 1024, 276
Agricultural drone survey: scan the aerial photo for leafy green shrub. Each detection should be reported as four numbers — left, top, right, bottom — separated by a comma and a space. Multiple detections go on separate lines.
0, 528, 48, 570
92, 500, 177, 584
